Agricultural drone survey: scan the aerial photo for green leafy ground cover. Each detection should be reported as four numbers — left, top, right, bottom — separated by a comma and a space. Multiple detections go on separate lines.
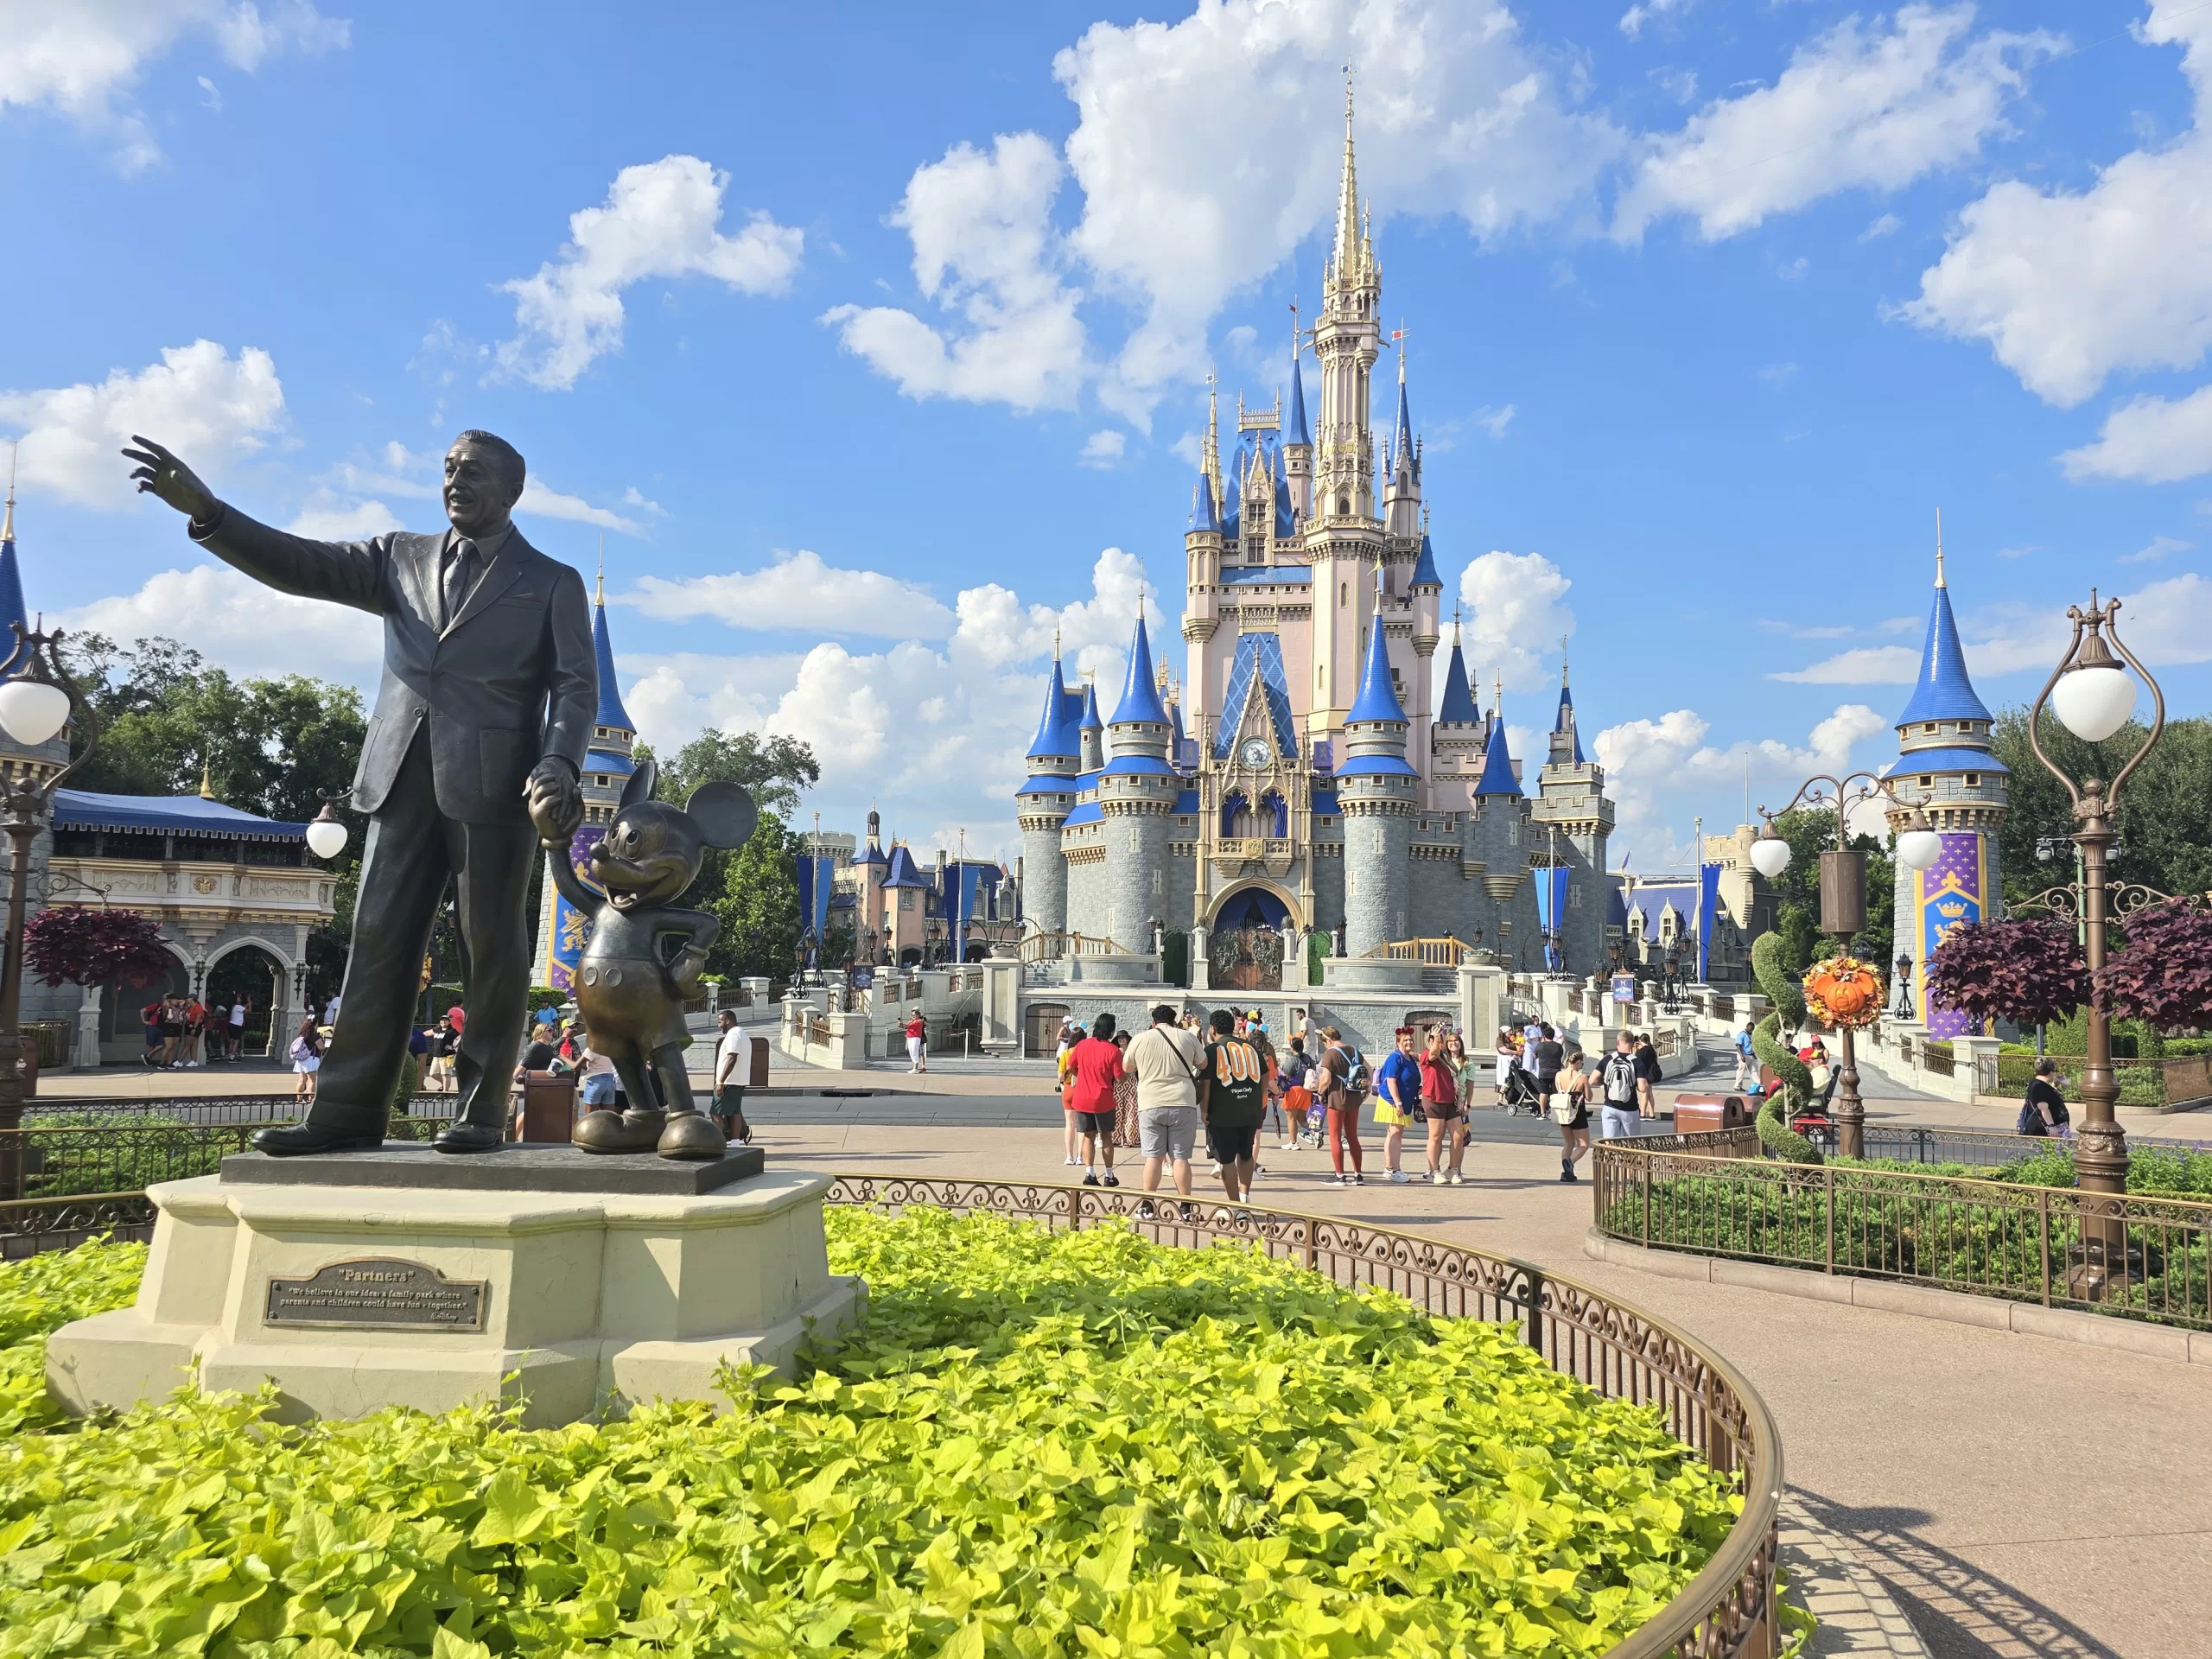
1605, 1151, 2212, 1325
0, 1212, 1745, 1658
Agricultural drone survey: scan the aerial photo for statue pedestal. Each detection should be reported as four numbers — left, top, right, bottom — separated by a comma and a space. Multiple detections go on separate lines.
46, 1147, 862, 1428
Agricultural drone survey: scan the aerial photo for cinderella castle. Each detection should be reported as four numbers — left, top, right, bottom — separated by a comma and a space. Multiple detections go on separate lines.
1015, 90, 1618, 991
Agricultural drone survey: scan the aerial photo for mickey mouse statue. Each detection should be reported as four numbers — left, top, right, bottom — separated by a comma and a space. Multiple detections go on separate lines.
531, 756, 757, 1159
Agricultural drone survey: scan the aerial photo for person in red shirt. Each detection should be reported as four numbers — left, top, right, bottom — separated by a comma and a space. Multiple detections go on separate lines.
1065, 1012, 1127, 1187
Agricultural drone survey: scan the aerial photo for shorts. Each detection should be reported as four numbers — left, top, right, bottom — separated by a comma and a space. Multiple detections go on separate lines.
1139, 1105, 1198, 1161
711, 1084, 747, 1121
1423, 1101, 1462, 1121
1210, 1122, 1260, 1162
581, 1072, 617, 1106
1076, 1109, 1115, 1139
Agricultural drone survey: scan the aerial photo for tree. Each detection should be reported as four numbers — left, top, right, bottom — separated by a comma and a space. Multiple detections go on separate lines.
1923, 918, 2089, 1030
1764, 806, 1893, 971
2095, 902, 2212, 1030
706, 813, 804, 981
24, 906, 173, 990
644, 729, 819, 821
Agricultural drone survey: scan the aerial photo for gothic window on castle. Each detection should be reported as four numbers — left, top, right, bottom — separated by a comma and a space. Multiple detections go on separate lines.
1152, 869, 1162, 894
1570, 888, 1582, 910
1965, 773, 1981, 787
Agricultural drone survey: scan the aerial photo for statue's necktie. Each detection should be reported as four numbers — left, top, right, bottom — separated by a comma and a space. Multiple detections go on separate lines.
442, 537, 478, 629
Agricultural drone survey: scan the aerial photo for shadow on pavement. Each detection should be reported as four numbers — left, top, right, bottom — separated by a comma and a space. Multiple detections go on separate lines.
1791, 1489, 2117, 1659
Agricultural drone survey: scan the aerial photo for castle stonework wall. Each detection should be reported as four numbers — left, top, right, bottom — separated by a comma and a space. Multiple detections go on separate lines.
1341, 797, 1411, 956
1020, 822, 1068, 935
1099, 810, 1171, 953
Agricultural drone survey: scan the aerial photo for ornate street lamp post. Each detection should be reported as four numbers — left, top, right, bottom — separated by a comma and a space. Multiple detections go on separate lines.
0, 625, 98, 1199
1751, 775, 1943, 1159
2023, 593, 2164, 1286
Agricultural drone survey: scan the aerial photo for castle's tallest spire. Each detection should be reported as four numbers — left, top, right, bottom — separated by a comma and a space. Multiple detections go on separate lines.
1333, 67, 1361, 279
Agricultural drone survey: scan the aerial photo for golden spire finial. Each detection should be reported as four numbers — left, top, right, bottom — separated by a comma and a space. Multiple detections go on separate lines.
199, 759, 216, 800
1935, 507, 1946, 589
1560, 633, 1570, 687
1452, 603, 1462, 647
1053, 620, 1062, 663
594, 534, 605, 607
2, 440, 15, 545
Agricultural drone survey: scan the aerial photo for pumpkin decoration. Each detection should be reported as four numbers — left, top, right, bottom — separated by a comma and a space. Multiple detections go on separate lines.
1802, 955, 1885, 1029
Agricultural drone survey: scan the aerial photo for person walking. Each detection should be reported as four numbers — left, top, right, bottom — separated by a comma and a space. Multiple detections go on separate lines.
1057, 1021, 1087, 1166
1126, 1004, 1205, 1218
905, 1010, 928, 1074
1373, 1027, 1421, 1183
289, 1017, 322, 1104
2018, 1057, 2071, 1136
710, 1007, 753, 1144
1557, 1045, 1593, 1181
1200, 1009, 1266, 1209
1531, 1024, 1564, 1118
159, 997, 186, 1069
1065, 1013, 1125, 1186
1732, 1017, 1758, 1092
1316, 1026, 1364, 1185
1420, 1029, 1466, 1185
1634, 1031, 1662, 1119
1598, 1032, 1642, 1143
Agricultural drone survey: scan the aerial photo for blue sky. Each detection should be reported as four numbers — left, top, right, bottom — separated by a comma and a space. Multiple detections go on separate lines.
5, 0, 2211, 864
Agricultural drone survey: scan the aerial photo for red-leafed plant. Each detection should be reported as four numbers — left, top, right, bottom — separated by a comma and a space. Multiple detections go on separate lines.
1924, 918, 2090, 1030
2096, 902, 2212, 1030
23, 906, 174, 989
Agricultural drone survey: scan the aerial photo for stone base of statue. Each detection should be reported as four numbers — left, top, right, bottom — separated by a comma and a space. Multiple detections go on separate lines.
45, 1146, 863, 1428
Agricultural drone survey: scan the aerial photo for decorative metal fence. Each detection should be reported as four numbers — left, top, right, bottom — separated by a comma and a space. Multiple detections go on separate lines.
824, 1174, 1783, 1659
1592, 1141, 2212, 1331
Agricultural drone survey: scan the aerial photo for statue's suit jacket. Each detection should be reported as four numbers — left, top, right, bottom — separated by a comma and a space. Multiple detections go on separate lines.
191, 510, 595, 823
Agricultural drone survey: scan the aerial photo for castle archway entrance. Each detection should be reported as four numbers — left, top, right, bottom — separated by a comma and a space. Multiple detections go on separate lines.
1207, 887, 1293, 993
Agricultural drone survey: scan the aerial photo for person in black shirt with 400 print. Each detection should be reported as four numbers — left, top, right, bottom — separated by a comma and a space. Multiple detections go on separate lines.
1202, 1009, 1268, 1206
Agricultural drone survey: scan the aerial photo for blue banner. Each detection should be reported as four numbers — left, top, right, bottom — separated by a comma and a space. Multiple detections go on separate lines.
795, 853, 834, 938
542, 827, 607, 993
1697, 862, 1723, 983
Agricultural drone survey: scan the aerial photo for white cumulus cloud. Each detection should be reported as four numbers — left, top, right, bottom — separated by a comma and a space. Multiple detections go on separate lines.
622, 550, 956, 640
823, 133, 1087, 414
0, 340, 285, 510
0, 0, 347, 171
1457, 550, 1573, 693
1593, 702, 1891, 849
517, 480, 646, 537
2059, 385, 2212, 483
1616, 3, 2059, 243
498, 155, 803, 390
57, 564, 382, 681
1904, 0, 2212, 409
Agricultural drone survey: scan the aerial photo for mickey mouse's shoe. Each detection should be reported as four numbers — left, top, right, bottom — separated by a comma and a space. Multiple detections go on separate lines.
574, 1107, 664, 1154
657, 1110, 727, 1160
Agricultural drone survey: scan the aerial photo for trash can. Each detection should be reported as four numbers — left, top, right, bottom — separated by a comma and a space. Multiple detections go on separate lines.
1672, 1094, 1750, 1136
514, 1069, 577, 1143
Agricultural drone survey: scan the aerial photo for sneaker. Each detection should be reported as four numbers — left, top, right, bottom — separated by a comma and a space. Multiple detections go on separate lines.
1280, 1141, 1296, 1152
1351, 1173, 1365, 1185
1388, 1169, 1411, 1185
1560, 1166, 1573, 1183
1102, 1173, 1121, 1188
1446, 1172, 1465, 1186
1179, 1203, 1199, 1223
1083, 1172, 1100, 1186
1327, 1173, 1346, 1186
1207, 1160, 1221, 1176
1136, 1199, 1157, 1219
1428, 1171, 1444, 1185
1064, 1155, 1082, 1166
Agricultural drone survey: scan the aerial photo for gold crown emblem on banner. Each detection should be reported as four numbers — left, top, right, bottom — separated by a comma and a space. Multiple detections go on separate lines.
1936, 900, 1967, 919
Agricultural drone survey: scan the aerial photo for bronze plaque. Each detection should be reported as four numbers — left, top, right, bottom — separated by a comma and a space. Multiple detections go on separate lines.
264, 1257, 488, 1332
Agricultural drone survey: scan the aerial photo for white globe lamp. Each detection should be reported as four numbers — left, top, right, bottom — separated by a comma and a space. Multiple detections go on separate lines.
2050, 663, 2135, 743
1750, 826, 1793, 880
0, 677, 71, 748
1894, 825, 1944, 872
305, 799, 349, 861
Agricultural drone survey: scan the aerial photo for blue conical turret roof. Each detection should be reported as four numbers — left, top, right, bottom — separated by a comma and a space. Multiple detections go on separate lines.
1896, 574, 1992, 728
1192, 473, 1218, 534
0, 493, 27, 678
1410, 531, 1441, 589
1078, 681, 1103, 731
1437, 636, 1479, 724
1027, 655, 1077, 760
1111, 613, 1171, 725
1286, 352, 1310, 447
1474, 712, 1521, 797
592, 599, 634, 733
1552, 680, 1585, 764
1391, 371, 1413, 472
1346, 589, 1408, 725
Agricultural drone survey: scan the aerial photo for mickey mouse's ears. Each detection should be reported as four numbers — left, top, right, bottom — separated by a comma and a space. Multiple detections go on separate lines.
685, 780, 757, 850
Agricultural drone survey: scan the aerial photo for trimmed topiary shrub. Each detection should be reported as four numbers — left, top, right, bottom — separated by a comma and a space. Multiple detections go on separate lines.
1750, 935, 1821, 1165
0, 1212, 1750, 1655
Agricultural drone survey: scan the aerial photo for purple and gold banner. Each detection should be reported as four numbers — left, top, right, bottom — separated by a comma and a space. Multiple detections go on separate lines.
1917, 830, 1988, 1040
542, 826, 607, 993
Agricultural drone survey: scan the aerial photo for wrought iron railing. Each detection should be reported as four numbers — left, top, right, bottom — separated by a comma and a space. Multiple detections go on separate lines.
823, 1174, 1783, 1659
1592, 1141, 2212, 1331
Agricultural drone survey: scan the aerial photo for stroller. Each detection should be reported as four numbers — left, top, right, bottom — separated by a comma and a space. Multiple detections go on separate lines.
1500, 1065, 1545, 1117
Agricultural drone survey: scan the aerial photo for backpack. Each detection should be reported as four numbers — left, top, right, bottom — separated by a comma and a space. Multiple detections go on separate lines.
1602, 1052, 1639, 1106
1344, 1047, 1371, 1095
